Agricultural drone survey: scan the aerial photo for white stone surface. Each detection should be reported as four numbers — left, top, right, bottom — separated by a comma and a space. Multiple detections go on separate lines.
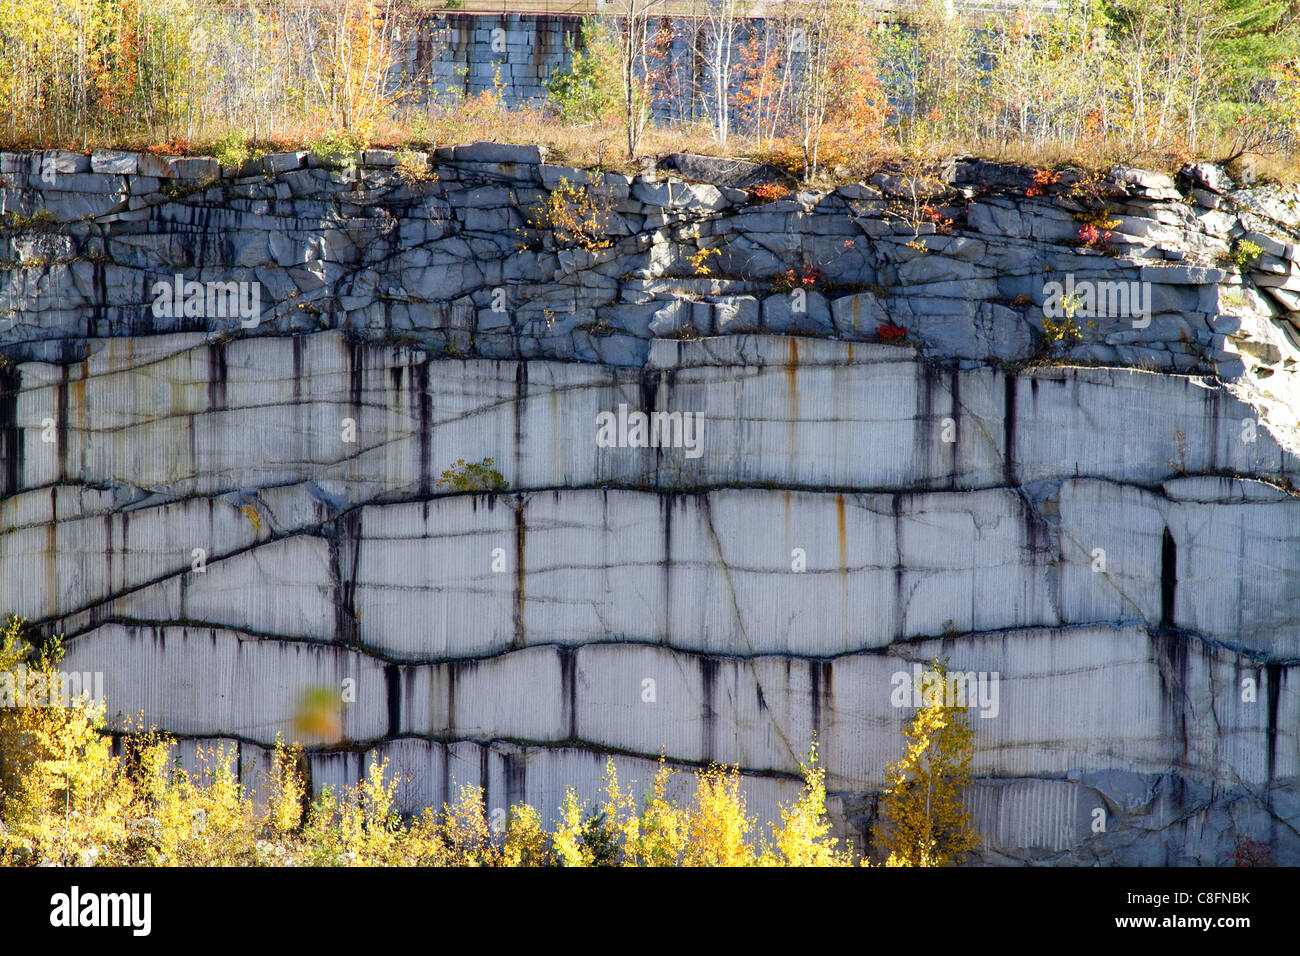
6, 149, 1300, 865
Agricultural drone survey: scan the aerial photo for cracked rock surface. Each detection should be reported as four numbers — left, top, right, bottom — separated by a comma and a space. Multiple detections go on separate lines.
1, 146, 1298, 864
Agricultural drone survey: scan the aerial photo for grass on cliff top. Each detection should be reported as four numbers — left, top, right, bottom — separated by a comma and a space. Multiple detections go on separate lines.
26, 104, 1300, 187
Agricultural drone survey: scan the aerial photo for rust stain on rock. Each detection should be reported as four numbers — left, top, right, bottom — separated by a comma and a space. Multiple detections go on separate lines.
836, 493, 847, 570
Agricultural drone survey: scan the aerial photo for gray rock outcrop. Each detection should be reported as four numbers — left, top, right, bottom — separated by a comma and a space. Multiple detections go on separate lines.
1, 145, 1298, 864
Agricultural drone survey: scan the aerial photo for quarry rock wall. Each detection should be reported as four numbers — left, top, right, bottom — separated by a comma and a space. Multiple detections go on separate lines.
1, 142, 1299, 864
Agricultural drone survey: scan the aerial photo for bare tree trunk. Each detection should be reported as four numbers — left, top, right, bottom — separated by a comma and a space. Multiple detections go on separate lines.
704, 0, 738, 146
616, 0, 665, 159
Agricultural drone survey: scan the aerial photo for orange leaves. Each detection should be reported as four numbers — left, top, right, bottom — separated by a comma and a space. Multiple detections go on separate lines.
771, 263, 824, 292
830, 26, 890, 145
1025, 168, 1060, 197
643, 14, 677, 101
0, 0, 211, 144
750, 182, 790, 202
315, 0, 404, 142
733, 31, 783, 146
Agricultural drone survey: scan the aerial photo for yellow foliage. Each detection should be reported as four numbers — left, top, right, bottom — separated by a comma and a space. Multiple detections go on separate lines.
266, 735, 305, 835
0, 613, 937, 868
314, 0, 405, 143
1076, 206, 1122, 231
690, 246, 721, 276
525, 173, 615, 253
502, 803, 553, 867
0, 619, 134, 865
395, 149, 438, 184
1042, 313, 1082, 346
460, 63, 510, 125
760, 740, 852, 867
240, 503, 262, 533
683, 763, 755, 866
876, 660, 979, 866
624, 755, 687, 866
551, 786, 591, 867
435, 783, 500, 867
151, 742, 259, 866
551, 758, 632, 866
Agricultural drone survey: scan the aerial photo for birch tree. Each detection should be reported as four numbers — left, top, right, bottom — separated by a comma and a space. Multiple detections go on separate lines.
611, 0, 666, 158
703, 0, 739, 146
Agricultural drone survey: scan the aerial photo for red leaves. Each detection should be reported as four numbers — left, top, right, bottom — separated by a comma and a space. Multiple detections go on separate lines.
876, 322, 907, 342
772, 263, 824, 291
1078, 222, 1112, 249
1026, 168, 1060, 198
751, 182, 790, 202
1232, 835, 1276, 867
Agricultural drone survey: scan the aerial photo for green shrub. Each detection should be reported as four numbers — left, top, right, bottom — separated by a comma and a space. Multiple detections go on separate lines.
309, 130, 367, 169
437, 457, 508, 492
212, 131, 251, 169
546, 18, 620, 126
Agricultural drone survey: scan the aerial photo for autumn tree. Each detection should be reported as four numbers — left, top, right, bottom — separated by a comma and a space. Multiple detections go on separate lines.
1270, 58, 1300, 145
760, 739, 853, 867
0, 618, 129, 865
682, 763, 756, 866
792, 0, 890, 180
552, 757, 636, 866
873, 0, 979, 148
623, 755, 688, 866
983, 1, 1110, 152
643, 16, 683, 126
877, 660, 980, 866
1220, 0, 1300, 83
732, 20, 790, 151
0, 627, 864, 870
307, 0, 404, 144
0, 0, 207, 145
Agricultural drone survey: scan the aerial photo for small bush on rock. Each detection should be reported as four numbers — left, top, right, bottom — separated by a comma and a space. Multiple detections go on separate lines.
436, 458, 508, 492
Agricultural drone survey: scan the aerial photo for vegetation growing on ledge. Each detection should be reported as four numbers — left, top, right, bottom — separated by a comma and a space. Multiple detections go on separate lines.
0, 615, 979, 867
1, 0, 1299, 183
436, 458, 509, 492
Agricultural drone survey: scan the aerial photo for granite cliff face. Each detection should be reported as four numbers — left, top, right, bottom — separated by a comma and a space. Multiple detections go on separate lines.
1, 143, 1299, 864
